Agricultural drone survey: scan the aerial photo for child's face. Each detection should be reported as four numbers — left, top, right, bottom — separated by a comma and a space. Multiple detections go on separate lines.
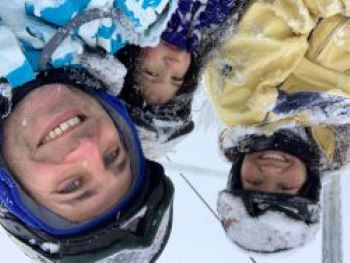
241, 150, 307, 194
2, 84, 132, 222
138, 41, 191, 105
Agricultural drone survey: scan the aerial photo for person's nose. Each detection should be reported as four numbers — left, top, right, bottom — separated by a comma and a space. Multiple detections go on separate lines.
258, 166, 284, 193
63, 138, 104, 172
257, 181, 279, 193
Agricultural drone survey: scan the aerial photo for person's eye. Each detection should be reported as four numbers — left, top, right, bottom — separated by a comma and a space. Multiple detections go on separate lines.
246, 179, 262, 186
172, 76, 184, 82
59, 180, 82, 194
172, 76, 184, 87
144, 70, 158, 78
280, 185, 295, 192
103, 148, 120, 167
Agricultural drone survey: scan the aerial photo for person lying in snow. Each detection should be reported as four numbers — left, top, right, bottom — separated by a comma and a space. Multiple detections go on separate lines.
115, 0, 248, 159
204, 0, 350, 253
0, 1, 175, 262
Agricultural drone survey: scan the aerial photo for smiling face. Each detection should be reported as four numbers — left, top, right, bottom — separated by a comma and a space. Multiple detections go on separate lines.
2, 84, 132, 222
137, 41, 191, 105
241, 151, 307, 194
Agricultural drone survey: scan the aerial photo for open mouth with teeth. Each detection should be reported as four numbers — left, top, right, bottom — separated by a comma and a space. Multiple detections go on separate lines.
40, 115, 85, 145
258, 152, 289, 162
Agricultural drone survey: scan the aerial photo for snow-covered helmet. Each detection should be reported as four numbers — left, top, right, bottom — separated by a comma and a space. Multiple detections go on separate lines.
218, 127, 321, 252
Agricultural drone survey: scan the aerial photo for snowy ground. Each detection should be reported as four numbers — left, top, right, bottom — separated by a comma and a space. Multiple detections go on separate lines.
0, 98, 349, 263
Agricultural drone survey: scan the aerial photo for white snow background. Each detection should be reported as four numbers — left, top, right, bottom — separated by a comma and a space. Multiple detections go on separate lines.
0, 89, 348, 263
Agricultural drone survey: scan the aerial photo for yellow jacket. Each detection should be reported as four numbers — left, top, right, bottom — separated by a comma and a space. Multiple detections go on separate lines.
205, 0, 350, 161
206, 0, 350, 125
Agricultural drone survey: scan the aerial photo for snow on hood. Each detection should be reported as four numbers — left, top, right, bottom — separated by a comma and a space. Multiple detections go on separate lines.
217, 191, 319, 253
219, 123, 309, 151
79, 52, 127, 96
96, 205, 171, 263
137, 125, 187, 160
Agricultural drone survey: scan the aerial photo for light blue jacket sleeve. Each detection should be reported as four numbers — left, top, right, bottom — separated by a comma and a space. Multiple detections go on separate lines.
0, 0, 177, 81
24, 0, 178, 54
0, 26, 35, 87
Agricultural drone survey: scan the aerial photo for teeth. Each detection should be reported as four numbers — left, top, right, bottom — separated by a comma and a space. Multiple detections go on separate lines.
261, 153, 287, 161
54, 127, 63, 136
49, 130, 55, 137
60, 122, 70, 131
68, 117, 80, 126
43, 116, 82, 144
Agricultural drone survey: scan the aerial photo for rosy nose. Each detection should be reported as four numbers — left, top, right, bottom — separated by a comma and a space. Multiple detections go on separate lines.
64, 138, 104, 170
